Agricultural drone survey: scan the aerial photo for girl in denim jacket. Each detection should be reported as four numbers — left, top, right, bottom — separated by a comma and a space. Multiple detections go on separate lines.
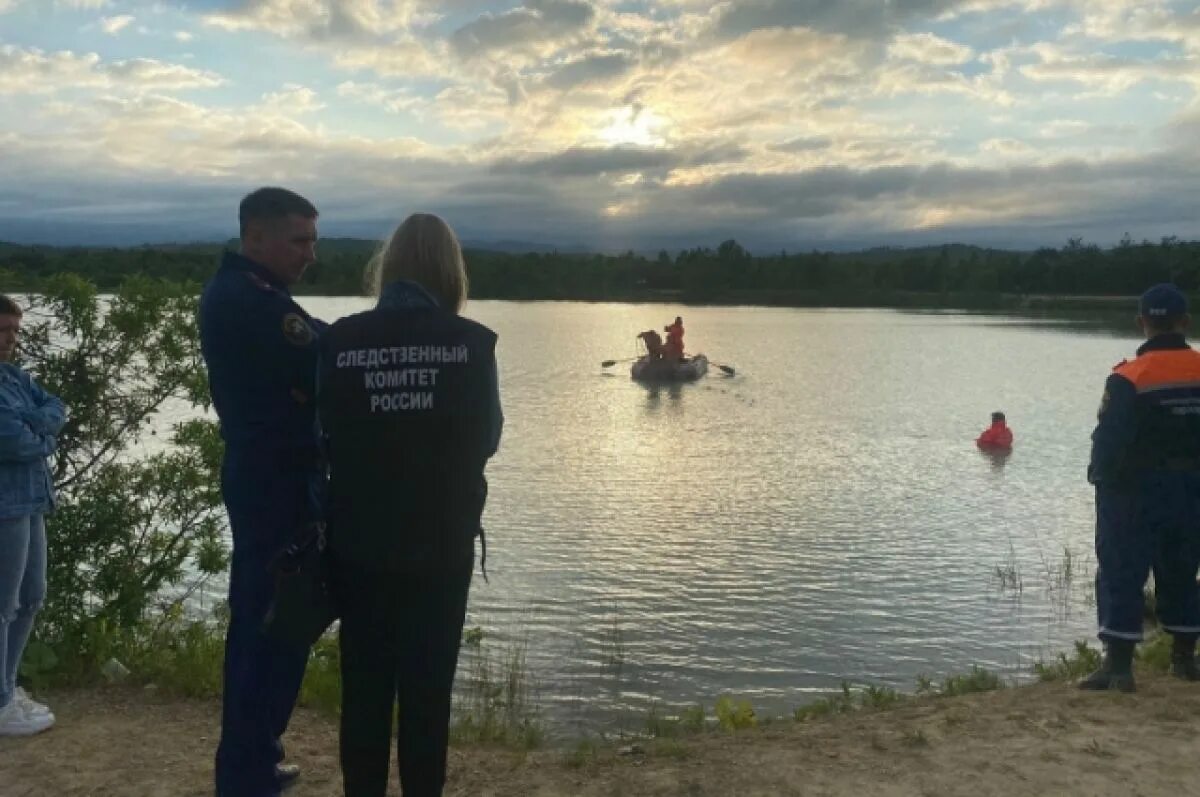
0, 295, 64, 736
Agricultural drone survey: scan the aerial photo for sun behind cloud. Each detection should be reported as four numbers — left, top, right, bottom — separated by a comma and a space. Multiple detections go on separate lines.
0, 0, 1197, 248
596, 105, 667, 148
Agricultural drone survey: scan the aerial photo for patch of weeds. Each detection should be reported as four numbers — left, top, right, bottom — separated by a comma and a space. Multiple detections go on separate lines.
679, 704, 706, 733
860, 684, 903, 710
451, 636, 544, 749
603, 616, 626, 676
1033, 641, 1100, 682
653, 738, 690, 759
564, 739, 598, 769
1137, 633, 1172, 672
793, 682, 855, 722
940, 666, 1004, 696
645, 701, 681, 739
992, 545, 1024, 594
901, 727, 930, 747
714, 694, 757, 731
1083, 738, 1113, 758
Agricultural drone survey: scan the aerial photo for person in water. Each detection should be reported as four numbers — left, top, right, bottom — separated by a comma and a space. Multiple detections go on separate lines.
663, 316, 684, 361
638, 329, 665, 361
976, 412, 1013, 449
1081, 283, 1200, 693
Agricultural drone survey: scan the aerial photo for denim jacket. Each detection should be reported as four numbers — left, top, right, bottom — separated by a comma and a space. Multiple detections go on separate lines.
0, 363, 65, 519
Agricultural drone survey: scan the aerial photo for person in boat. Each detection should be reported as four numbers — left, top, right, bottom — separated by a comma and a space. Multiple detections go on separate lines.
976, 412, 1013, 450
1081, 283, 1200, 693
663, 316, 684, 362
638, 329, 665, 361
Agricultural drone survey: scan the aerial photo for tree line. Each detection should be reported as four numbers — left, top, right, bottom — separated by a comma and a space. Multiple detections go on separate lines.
3, 235, 1198, 306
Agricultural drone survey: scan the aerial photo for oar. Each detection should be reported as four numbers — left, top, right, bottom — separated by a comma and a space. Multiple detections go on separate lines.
692, 356, 735, 376
686, 353, 735, 376
601, 357, 640, 368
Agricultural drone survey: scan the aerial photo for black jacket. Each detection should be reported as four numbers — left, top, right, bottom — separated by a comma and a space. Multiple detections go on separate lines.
318, 288, 500, 573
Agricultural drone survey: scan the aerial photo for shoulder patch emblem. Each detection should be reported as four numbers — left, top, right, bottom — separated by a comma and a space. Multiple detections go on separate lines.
282, 313, 316, 346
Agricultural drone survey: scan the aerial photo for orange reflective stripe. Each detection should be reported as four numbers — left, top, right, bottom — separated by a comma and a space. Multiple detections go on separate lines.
1115, 349, 1200, 392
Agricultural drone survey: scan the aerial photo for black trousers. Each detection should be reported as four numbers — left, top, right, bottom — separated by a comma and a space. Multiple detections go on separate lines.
334, 554, 473, 797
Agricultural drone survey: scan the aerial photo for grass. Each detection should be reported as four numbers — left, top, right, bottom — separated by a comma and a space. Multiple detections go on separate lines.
563, 738, 599, 768
27, 611, 545, 749
36, 604, 1166, 760
1034, 641, 1101, 682
992, 545, 1024, 594
450, 633, 544, 748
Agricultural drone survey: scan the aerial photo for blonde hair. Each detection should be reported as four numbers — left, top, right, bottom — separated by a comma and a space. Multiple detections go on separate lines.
367, 213, 468, 313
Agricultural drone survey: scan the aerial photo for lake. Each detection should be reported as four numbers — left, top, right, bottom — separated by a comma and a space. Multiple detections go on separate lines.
211, 298, 1142, 734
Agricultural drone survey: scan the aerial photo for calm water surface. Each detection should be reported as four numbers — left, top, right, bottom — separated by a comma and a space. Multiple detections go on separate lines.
214, 299, 1140, 733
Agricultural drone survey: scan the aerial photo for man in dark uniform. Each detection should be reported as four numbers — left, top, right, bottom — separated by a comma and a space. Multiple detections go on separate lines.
200, 187, 326, 795
1082, 283, 1200, 692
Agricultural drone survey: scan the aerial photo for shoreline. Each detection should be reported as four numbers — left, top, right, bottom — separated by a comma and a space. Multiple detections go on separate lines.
4, 663, 1197, 796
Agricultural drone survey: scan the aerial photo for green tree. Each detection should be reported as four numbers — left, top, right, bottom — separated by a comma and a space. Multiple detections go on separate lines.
17, 274, 228, 659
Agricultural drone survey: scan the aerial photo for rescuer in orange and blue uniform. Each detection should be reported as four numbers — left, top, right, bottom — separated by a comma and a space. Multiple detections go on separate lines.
663, 316, 684, 361
1082, 283, 1200, 692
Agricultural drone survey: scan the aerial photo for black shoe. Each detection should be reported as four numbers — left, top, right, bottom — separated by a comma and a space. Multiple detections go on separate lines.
1170, 652, 1200, 681
1079, 640, 1136, 693
275, 764, 301, 792
1078, 666, 1136, 693
1170, 632, 1199, 681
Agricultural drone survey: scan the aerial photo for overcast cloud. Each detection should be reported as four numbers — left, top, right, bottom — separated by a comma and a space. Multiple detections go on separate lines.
0, 0, 1197, 249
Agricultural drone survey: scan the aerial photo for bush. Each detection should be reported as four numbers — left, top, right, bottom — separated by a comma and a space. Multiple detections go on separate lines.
17, 274, 227, 674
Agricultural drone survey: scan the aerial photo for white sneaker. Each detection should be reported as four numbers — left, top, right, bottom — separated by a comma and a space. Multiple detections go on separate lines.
15, 687, 52, 719
0, 698, 55, 736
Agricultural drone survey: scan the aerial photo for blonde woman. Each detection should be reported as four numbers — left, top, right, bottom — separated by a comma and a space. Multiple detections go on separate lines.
317, 213, 502, 797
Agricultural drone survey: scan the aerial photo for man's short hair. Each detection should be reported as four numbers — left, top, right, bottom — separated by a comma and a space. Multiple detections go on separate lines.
239, 187, 318, 237
991, 411, 1005, 422
0, 295, 23, 317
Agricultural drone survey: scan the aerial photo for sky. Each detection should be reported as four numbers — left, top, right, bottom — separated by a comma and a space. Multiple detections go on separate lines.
0, 0, 1198, 251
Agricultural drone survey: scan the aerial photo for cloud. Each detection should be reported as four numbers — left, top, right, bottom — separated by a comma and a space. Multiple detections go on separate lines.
0, 46, 225, 94
101, 14, 135, 35
3, 0, 1200, 249
711, 0, 966, 40
337, 80, 426, 113
887, 32, 974, 65
450, 0, 595, 56
490, 141, 749, 177
202, 0, 417, 40
174, 31, 194, 42
0, 0, 113, 9
261, 84, 326, 114
769, 135, 834, 153
541, 51, 634, 90
1021, 44, 1200, 94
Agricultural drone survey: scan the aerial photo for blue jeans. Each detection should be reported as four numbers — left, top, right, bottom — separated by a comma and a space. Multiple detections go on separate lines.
0, 514, 46, 710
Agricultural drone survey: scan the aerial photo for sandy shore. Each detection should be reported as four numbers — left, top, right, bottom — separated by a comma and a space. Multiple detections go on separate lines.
3, 673, 1199, 796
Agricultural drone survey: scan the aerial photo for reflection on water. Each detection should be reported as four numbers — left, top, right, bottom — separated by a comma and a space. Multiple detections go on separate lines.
642, 381, 684, 405
188, 300, 1140, 734
979, 448, 1012, 471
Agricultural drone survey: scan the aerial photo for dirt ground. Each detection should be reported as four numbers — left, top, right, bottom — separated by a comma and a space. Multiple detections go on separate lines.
3, 673, 1200, 797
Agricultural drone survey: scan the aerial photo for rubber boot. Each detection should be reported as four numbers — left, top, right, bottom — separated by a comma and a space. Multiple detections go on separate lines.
1078, 639, 1136, 693
1169, 633, 1200, 681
